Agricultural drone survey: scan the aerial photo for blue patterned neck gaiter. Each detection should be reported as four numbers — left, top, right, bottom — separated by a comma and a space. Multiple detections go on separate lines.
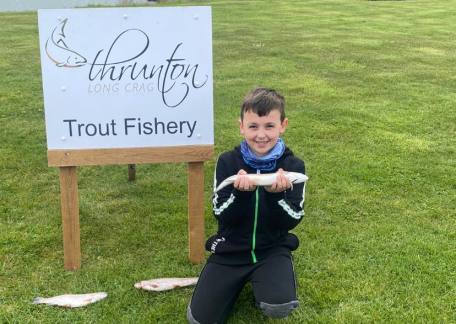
240, 138, 285, 172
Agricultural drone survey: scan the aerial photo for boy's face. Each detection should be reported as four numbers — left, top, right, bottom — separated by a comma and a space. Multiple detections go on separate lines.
239, 109, 288, 157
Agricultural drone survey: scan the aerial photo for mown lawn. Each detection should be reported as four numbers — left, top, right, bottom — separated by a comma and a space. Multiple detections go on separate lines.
1, 0, 455, 322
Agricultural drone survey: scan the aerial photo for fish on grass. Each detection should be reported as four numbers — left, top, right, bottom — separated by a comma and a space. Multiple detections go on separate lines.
135, 277, 198, 292
33, 292, 107, 308
214, 172, 308, 193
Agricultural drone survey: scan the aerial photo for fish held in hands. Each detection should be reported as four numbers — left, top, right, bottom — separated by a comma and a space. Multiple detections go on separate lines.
214, 172, 308, 193
134, 277, 198, 292
33, 292, 107, 308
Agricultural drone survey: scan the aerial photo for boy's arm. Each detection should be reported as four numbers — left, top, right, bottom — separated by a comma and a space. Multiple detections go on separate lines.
212, 156, 253, 225
264, 159, 306, 230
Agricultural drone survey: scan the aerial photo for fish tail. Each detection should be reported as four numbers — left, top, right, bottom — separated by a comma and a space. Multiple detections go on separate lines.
33, 297, 44, 304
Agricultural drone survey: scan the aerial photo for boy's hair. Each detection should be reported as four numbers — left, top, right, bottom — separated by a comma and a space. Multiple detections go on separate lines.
241, 87, 286, 121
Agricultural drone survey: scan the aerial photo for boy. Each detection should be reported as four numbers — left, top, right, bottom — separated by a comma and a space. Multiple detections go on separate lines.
188, 87, 306, 323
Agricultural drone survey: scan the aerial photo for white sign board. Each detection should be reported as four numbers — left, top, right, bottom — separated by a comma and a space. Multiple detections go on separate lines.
38, 7, 213, 149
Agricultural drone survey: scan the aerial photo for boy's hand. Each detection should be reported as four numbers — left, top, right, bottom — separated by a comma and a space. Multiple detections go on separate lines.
264, 168, 291, 193
234, 169, 257, 191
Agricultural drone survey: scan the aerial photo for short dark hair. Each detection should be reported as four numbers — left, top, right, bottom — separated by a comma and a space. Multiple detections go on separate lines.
241, 87, 286, 121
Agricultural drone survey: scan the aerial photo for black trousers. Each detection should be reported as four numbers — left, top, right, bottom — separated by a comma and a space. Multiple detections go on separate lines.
188, 252, 298, 324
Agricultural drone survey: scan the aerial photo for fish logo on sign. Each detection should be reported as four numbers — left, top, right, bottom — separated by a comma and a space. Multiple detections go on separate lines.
45, 18, 87, 68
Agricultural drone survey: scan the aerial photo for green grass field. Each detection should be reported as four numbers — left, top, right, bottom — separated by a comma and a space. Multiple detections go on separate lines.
1, 0, 455, 322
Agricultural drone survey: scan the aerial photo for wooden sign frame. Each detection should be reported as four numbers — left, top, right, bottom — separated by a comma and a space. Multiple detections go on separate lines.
50, 145, 213, 270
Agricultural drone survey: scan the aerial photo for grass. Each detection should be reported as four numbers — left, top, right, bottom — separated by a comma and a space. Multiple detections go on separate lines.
1, 0, 456, 322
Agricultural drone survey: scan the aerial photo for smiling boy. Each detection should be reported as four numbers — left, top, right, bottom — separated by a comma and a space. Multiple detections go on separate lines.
188, 87, 306, 324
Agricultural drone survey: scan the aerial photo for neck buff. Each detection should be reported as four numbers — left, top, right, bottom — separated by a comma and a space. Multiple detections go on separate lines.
240, 138, 285, 172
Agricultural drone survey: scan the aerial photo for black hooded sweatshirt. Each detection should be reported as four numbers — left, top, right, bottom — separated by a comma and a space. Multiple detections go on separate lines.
206, 145, 306, 265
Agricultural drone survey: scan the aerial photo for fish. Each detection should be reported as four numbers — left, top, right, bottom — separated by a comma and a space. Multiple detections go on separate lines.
134, 277, 198, 292
33, 292, 107, 308
214, 172, 308, 193
45, 18, 87, 68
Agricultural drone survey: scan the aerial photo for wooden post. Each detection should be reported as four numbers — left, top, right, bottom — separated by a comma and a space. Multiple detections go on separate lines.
48, 145, 212, 269
128, 164, 136, 181
187, 162, 205, 263
59, 166, 81, 270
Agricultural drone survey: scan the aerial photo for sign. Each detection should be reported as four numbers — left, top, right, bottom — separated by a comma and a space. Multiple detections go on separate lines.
38, 7, 213, 150
37, 7, 213, 270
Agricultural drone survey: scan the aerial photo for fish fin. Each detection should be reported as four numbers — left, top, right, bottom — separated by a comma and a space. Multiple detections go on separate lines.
56, 38, 69, 49
33, 297, 43, 304
59, 18, 68, 38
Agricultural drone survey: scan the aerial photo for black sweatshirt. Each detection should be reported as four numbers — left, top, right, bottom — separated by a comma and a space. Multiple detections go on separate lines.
206, 145, 306, 265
